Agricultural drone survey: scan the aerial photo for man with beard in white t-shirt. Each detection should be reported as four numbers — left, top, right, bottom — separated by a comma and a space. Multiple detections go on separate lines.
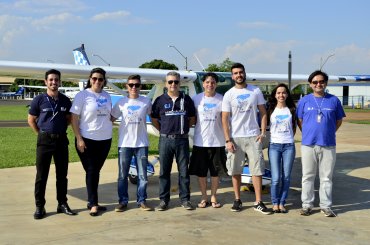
222, 63, 271, 214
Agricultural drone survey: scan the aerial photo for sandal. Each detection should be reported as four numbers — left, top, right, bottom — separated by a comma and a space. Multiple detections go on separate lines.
279, 206, 288, 213
197, 200, 209, 208
211, 202, 222, 208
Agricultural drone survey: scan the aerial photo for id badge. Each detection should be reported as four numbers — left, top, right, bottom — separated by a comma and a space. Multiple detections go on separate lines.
317, 113, 322, 123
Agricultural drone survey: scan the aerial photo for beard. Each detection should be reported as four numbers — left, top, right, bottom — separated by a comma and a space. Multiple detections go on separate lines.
235, 77, 246, 84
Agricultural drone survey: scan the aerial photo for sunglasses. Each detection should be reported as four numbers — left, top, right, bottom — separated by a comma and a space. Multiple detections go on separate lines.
311, 80, 326, 85
91, 77, 104, 82
167, 80, 180, 85
127, 83, 141, 88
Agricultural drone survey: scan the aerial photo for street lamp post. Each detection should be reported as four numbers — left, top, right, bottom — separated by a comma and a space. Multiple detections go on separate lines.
168, 45, 188, 70
320, 53, 335, 70
92, 54, 110, 66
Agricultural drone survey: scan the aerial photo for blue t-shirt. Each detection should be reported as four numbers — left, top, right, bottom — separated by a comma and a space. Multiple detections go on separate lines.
29, 93, 72, 134
297, 93, 345, 146
151, 92, 196, 135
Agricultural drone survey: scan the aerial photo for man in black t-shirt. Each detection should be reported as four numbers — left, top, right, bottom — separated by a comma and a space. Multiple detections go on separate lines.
28, 69, 76, 219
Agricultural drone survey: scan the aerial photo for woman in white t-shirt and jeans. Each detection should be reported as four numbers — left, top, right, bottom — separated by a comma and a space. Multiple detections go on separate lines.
267, 83, 297, 214
70, 68, 112, 216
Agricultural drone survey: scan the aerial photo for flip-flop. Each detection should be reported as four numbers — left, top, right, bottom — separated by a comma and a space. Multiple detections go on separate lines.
211, 201, 222, 208
197, 200, 209, 208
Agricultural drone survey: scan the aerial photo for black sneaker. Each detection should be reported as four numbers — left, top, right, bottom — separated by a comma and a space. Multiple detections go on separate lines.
156, 200, 168, 211
254, 201, 272, 215
300, 207, 312, 216
181, 201, 195, 210
231, 199, 242, 212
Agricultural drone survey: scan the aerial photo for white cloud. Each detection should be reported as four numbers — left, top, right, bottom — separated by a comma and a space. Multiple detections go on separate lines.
223, 38, 297, 64
4, 0, 87, 14
91, 10, 152, 25
31, 13, 81, 30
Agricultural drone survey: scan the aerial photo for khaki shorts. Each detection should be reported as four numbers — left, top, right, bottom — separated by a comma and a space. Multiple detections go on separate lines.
226, 136, 264, 176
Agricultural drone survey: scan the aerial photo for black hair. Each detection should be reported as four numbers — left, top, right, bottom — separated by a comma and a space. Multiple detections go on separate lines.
202, 72, 219, 83
45, 69, 61, 80
230, 63, 245, 72
85, 67, 107, 89
127, 74, 141, 83
267, 83, 297, 132
308, 70, 328, 83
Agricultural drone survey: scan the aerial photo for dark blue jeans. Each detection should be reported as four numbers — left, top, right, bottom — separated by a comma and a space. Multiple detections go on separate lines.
76, 137, 111, 207
159, 137, 190, 203
117, 147, 148, 205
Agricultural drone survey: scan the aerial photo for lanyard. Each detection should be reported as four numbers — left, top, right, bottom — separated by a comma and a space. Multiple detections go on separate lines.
46, 96, 58, 121
313, 93, 325, 114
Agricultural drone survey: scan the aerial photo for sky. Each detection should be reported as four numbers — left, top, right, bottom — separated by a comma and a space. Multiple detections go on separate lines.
1, 0, 370, 75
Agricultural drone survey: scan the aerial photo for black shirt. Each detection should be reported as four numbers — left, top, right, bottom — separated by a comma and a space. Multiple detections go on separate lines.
151, 92, 195, 135
29, 93, 72, 134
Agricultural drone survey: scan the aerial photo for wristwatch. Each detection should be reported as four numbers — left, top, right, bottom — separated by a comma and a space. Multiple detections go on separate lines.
226, 139, 232, 143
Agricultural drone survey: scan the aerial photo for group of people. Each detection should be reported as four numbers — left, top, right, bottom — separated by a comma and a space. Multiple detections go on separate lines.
28, 62, 345, 219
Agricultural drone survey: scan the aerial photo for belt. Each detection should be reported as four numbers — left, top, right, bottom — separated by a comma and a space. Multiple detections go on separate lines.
160, 134, 188, 139
40, 131, 65, 139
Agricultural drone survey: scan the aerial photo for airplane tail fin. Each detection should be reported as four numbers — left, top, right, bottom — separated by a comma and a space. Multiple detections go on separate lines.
73, 44, 91, 65
14, 87, 25, 95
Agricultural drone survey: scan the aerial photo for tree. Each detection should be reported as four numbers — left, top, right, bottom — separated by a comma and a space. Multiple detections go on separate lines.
205, 58, 235, 72
139, 59, 178, 70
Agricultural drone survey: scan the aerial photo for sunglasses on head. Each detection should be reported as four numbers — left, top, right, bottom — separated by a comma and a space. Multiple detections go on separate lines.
311, 80, 326, 85
91, 77, 104, 82
167, 80, 179, 85
127, 83, 141, 88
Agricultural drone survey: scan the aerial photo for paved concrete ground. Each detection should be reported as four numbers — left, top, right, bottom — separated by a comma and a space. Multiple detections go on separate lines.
0, 122, 369, 245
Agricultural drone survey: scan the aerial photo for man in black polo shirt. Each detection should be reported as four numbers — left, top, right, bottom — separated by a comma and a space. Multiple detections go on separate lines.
151, 71, 196, 211
28, 69, 77, 219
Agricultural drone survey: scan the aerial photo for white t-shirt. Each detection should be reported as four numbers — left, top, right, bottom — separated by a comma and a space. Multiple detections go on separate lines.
111, 95, 152, 147
270, 107, 294, 144
70, 88, 112, 140
222, 85, 266, 138
192, 92, 225, 147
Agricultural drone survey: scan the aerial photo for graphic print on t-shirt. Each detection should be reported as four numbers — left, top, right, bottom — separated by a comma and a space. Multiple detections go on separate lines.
275, 114, 289, 133
126, 105, 142, 124
236, 94, 251, 112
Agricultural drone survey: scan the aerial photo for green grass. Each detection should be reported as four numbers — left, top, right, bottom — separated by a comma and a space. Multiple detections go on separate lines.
0, 126, 159, 169
0, 105, 29, 120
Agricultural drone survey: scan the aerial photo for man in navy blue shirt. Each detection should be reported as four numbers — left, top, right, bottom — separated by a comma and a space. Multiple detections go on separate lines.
28, 69, 77, 219
151, 71, 196, 211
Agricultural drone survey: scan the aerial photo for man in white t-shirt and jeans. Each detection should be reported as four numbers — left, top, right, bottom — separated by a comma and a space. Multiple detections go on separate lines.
111, 74, 153, 212
222, 63, 272, 214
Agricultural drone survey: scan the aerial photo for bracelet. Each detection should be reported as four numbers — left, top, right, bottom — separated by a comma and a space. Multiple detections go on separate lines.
226, 139, 232, 143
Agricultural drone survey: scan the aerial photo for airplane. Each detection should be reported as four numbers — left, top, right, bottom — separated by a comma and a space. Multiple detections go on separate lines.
0, 86, 25, 99
1, 45, 369, 185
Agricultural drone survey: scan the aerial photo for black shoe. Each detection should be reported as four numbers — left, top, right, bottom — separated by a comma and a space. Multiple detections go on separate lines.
156, 200, 168, 211
231, 199, 242, 212
57, 203, 77, 215
87, 204, 107, 211
34, 207, 46, 220
254, 201, 272, 215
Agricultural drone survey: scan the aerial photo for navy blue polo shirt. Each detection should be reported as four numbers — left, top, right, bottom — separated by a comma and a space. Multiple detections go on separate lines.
151, 92, 195, 135
29, 93, 72, 134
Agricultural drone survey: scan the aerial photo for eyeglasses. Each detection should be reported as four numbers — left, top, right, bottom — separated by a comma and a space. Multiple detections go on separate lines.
91, 77, 104, 82
311, 80, 326, 85
127, 83, 141, 88
167, 80, 180, 85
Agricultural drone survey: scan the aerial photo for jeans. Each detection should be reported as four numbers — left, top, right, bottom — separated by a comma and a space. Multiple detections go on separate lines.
159, 137, 190, 203
76, 137, 111, 207
117, 147, 148, 205
301, 145, 336, 209
268, 143, 295, 206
